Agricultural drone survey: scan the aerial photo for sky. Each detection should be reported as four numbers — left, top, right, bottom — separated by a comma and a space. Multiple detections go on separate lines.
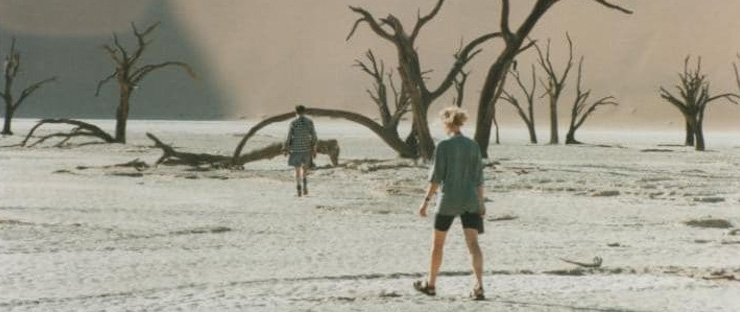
1, 0, 739, 131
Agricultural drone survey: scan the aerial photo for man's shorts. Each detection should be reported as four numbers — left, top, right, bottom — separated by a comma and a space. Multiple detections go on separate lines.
434, 212, 482, 232
288, 152, 312, 167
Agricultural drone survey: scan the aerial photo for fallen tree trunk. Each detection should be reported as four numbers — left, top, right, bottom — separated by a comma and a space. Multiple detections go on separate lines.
146, 132, 230, 166
234, 140, 339, 166
147, 132, 340, 168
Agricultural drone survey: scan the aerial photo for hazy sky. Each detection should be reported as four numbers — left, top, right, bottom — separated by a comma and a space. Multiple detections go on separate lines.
1, 0, 739, 131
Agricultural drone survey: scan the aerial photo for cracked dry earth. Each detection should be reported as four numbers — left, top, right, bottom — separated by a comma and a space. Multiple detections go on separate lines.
1, 120, 739, 311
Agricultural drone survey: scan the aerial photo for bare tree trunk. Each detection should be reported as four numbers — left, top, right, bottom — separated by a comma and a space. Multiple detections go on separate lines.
475, 0, 557, 157
684, 119, 695, 146
410, 93, 434, 158
115, 86, 131, 143
527, 122, 537, 144
527, 95, 537, 144
549, 100, 559, 144
565, 129, 579, 144
396, 45, 435, 158
694, 109, 705, 151
405, 123, 419, 153
492, 101, 501, 145
475, 49, 516, 157
1, 40, 16, 136
694, 120, 705, 151
2, 107, 12, 135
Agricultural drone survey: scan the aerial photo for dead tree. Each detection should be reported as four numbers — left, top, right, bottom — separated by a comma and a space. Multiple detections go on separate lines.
535, 35, 574, 145
565, 57, 618, 144
659, 56, 739, 151
23, 22, 195, 146
501, 63, 538, 144
97, 22, 195, 143
347, 0, 498, 160
22, 118, 115, 147
1, 38, 57, 135
474, 0, 632, 157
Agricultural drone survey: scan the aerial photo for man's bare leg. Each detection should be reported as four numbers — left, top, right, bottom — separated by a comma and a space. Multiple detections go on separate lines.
294, 167, 302, 197
301, 165, 309, 195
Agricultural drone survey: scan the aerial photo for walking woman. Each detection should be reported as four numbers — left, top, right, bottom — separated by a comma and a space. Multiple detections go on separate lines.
414, 106, 486, 300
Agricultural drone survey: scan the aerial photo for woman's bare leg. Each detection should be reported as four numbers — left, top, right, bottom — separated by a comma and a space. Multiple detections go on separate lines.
428, 230, 448, 287
463, 228, 484, 289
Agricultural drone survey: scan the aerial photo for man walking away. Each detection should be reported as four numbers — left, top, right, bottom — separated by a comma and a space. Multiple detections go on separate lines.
283, 105, 317, 197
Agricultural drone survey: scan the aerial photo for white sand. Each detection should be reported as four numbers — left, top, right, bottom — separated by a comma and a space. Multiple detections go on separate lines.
1, 119, 739, 311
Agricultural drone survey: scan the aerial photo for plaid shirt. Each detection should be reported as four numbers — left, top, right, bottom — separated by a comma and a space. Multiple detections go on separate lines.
284, 115, 317, 153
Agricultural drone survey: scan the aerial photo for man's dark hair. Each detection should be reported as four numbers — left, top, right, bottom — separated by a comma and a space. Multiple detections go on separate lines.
295, 105, 306, 115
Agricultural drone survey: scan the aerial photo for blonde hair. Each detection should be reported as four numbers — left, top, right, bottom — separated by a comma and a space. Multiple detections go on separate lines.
439, 106, 468, 127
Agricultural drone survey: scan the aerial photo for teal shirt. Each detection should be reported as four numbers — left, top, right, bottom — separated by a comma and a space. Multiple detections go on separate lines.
429, 134, 484, 216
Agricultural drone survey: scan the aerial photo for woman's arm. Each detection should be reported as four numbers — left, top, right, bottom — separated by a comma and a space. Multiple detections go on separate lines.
420, 142, 445, 217
478, 186, 486, 216
418, 182, 439, 217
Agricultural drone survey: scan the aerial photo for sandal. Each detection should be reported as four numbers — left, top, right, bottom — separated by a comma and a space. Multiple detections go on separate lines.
413, 280, 436, 296
470, 286, 485, 301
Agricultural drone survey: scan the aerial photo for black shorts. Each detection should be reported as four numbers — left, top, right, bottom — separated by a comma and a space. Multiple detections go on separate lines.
434, 213, 482, 232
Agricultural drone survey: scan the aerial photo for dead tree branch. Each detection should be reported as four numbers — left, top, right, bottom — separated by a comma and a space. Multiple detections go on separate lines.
232, 107, 416, 163
410, 0, 445, 42
560, 256, 603, 268
501, 64, 538, 143
21, 118, 116, 147
566, 57, 618, 144
131, 61, 196, 84
354, 50, 393, 126
592, 0, 633, 14
2, 37, 57, 135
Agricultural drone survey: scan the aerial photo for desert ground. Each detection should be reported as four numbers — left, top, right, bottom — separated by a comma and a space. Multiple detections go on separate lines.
1, 119, 739, 311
